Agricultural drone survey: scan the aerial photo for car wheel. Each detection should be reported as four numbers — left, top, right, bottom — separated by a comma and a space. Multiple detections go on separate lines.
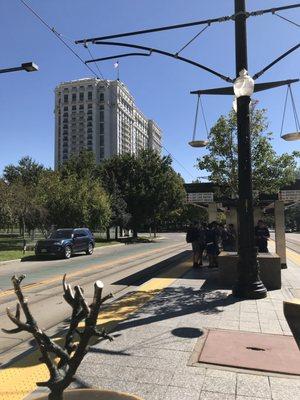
64, 245, 72, 259
86, 243, 94, 255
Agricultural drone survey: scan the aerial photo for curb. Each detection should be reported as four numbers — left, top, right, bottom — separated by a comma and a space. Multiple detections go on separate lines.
0, 242, 125, 266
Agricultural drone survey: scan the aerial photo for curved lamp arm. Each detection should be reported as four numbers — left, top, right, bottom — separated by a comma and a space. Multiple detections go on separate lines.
89, 40, 233, 83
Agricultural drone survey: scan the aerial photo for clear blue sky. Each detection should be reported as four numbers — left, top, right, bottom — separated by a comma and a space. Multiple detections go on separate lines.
0, 0, 299, 182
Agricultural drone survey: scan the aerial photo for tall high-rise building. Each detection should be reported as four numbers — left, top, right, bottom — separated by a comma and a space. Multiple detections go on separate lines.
54, 78, 162, 168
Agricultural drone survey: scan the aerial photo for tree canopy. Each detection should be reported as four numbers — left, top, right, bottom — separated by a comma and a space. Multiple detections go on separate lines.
197, 104, 300, 197
98, 150, 186, 235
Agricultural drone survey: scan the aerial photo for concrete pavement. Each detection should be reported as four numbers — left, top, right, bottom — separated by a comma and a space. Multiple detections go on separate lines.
1, 238, 300, 400
72, 242, 300, 400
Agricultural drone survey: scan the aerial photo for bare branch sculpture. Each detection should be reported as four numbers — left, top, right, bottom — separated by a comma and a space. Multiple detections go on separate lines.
2, 274, 113, 400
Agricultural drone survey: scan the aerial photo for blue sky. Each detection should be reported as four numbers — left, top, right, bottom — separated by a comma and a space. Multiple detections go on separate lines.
0, 0, 299, 182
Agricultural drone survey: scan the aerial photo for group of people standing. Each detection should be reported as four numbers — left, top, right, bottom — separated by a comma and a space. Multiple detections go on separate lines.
186, 219, 270, 269
186, 221, 236, 269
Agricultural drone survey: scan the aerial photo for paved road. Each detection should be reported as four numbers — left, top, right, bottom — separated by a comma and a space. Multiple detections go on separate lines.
0, 233, 190, 360
270, 232, 300, 253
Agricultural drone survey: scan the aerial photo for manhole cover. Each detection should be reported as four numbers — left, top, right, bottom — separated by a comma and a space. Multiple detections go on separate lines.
198, 329, 300, 375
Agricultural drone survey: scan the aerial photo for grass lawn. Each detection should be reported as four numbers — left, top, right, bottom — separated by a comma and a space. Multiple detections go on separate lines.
0, 250, 35, 262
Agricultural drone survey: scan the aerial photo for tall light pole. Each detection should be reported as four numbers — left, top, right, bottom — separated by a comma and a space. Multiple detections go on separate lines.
0, 62, 39, 74
233, 0, 267, 299
76, 1, 299, 299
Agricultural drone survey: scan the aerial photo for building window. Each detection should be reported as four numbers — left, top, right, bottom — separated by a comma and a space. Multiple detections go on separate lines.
64, 94, 68, 103
100, 136, 104, 146
79, 92, 84, 101
100, 124, 104, 134
88, 92, 92, 100
87, 103, 92, 109
64, 106, 68, 111
72, 93, 76, 101
100, 111, 104, 122
99, 93, 104, 101
72, 105, 76, 111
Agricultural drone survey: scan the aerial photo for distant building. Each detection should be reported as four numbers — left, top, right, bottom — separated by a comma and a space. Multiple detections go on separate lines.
54, 78, 162, 168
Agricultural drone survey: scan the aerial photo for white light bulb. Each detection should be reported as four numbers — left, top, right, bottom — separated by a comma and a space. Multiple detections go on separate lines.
233, 69, 254, 98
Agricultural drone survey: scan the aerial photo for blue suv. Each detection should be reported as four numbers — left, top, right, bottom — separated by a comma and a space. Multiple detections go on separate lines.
35, 228, 95, 259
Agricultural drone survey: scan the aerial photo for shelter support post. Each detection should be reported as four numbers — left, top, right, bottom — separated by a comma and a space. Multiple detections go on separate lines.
208, 202, 217, 223
274, 200, 287, 269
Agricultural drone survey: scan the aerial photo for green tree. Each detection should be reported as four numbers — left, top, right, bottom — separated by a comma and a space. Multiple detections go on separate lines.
285, 204, 300, 231
2, 157, 48, 236
37, 171, 111, 231
3, 156, 46, 186
197, 104, 300, 197
99, 150, 186, 236
0, 179, 15, 229
59, 150, 97, 180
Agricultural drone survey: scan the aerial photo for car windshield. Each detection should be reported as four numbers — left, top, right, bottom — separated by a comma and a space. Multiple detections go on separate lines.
49, 230, 73, 239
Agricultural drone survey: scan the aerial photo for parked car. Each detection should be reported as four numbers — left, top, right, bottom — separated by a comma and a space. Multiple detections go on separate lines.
35, 228, 95, 259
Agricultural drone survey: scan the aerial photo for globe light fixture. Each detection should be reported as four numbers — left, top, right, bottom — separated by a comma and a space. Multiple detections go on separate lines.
233, 69, 254, 98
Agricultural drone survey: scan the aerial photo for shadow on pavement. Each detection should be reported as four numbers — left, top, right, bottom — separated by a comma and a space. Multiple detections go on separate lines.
111, 250, 191, 286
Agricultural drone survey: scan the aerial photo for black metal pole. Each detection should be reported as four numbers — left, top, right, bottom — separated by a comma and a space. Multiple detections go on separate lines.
0, 66, 23, 74
232, 0, 267, 299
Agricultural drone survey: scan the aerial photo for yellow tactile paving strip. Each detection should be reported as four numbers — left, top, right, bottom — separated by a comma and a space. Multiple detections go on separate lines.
0, 258, 191, 400
286, 247, 300, 265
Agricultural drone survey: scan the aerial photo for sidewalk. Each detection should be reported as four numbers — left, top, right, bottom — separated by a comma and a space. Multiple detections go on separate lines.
70, 245, 300, 400
15, 244, 300, 400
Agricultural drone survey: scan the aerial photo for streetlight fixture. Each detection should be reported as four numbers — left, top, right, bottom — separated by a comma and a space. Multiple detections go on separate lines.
76, 1, 300, 299
233, 69, 255, 98
0, 62, 39, 74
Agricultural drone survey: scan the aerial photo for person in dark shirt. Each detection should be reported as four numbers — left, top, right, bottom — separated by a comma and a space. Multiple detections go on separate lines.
186, 221, 206, 268
255, 220, 270, 253
205, 221, 220, 268
222, 223, 237, 252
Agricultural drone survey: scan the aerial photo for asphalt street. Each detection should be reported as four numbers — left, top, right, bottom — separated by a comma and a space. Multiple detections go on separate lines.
270, 232, 300, 254
0, 232, 189, 361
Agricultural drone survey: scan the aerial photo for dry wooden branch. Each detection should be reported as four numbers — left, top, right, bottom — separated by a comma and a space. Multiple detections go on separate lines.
2, 274, 113, 400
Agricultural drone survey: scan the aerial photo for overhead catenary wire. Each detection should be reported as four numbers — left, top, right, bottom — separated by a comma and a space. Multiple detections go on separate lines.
175, 24, 210, 56
162, 145, 197, 181
84, 44, 105, 80
273, 12, 300, 29
19, 0, 100, 79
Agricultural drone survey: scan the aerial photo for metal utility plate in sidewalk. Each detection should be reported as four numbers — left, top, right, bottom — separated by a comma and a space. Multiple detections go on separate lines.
198, 329, 300, 375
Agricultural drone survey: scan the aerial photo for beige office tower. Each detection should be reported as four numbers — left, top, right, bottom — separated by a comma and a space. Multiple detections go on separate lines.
54, 78, 162, 168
